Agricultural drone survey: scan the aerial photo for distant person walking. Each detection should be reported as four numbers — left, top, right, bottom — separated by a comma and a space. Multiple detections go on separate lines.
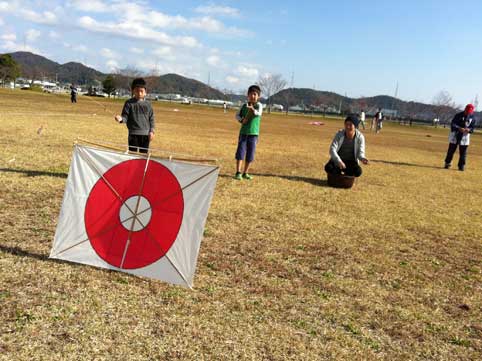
70, 85, 77, 103
444, 104, 476, 171
374, 108, 383, 133
114, 78, 155, 153
223, 101, 227, 113
359, 110, 366, 130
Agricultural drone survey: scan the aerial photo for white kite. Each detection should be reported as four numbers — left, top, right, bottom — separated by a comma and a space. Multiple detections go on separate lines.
50, 143, 219, 288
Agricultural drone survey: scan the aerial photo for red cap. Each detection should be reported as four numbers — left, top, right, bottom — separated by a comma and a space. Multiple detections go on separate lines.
465, 104, 475, 114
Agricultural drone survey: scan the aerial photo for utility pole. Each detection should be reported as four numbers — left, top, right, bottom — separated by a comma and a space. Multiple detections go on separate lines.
391, 81, 399, 117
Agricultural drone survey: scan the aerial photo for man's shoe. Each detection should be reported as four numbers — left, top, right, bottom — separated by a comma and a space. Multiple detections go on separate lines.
242, 173, 253, 180
458, 166, 465, 171
444, 163, 451, 169
234, 172, 242, 180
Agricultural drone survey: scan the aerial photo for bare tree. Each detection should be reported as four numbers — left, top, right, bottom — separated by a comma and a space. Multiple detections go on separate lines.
280, 88, 292, 115
257, 73, 287, 113
432, 90, 456, 127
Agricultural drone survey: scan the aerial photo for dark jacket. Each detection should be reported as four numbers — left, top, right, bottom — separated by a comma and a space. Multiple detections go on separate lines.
449, 111, 475, 145
120, 98, 155, 136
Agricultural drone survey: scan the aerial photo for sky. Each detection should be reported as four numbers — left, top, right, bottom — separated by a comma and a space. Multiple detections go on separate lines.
0, 0, 481, 105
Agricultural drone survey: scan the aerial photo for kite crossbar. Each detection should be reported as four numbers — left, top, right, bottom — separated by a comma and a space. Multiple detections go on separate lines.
76, 138, 218, 164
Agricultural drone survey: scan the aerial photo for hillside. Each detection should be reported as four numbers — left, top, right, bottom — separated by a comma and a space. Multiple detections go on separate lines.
270, 88, 468, 120
9, 51, 104, 85
7, 52, 225, 98
4, 51, 478, 120
150, 73, 225, 99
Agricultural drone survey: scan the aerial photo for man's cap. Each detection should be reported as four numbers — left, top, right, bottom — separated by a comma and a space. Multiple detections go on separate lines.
465, 104, 475, 114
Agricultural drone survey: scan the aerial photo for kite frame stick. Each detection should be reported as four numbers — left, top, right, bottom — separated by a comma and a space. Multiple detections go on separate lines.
120, 152, 151, 269
76, 145, 144, 226
76, 138, 218, 164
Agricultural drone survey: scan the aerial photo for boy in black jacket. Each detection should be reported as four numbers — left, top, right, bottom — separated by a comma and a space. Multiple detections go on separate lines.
115, 78, 155, 153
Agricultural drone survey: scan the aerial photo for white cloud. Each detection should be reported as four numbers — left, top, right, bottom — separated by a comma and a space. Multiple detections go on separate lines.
0, 2, 58, 25
236, 65, 259, 78
100, 47, 118, 58
64, 42, 88, 52
106, 59, 118, 71
130, 47, 144, 54
71, 2, 250, 38
21, 9, 57, 25
0, 16, 4, 25
68, 0, 109, 13
206, 54, 221, 66
194, 4, 240, 17
0, 2, 12, 12
73, 44, 87, 52
226, 75, 240, 84
152, 46, 175, 61
49, 30, 59, 39
1, 39, 42, 54
78, 16, 200, 47
25, 29, 40, 42
1, 33, 16, 41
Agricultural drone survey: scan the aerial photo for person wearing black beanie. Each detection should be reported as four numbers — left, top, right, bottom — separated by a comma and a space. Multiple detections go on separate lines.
324, 115, 369, 179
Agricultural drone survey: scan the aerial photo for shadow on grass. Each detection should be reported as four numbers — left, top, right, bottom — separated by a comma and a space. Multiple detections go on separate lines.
0, 244, 50, 262
0, 245, 82, 269
370, 159, 442, 170
219, 173, 328, 186
0, 167, 67, 178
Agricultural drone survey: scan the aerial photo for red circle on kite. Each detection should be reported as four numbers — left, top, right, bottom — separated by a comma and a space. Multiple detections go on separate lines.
84, 159, 184, 269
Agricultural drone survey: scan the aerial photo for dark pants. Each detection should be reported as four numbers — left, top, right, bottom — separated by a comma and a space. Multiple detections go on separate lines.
235, 134, 258, 162
445, 143, 468, 169
325, 160, 362, 177
71, 95, 77, 103
128, 134, 150, 153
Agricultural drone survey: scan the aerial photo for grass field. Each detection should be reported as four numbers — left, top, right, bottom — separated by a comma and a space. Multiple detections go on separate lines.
0, 88, 481, 360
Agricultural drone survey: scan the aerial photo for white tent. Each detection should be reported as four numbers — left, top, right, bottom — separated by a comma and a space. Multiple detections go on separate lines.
50, 144, 219, 288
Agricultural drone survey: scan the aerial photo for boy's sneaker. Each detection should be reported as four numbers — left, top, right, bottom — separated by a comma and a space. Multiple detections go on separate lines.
242, 173, 253, 180
444, 163, 451, 169
234, 172, 242, 180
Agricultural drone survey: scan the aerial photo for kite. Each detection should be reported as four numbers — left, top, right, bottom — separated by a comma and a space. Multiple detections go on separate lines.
50, 143, 219, 288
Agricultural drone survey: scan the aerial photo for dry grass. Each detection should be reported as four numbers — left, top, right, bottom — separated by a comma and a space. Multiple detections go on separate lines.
0, 88, 481, 360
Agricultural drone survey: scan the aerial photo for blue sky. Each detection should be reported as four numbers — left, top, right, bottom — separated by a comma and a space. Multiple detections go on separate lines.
0, 0, 481, 105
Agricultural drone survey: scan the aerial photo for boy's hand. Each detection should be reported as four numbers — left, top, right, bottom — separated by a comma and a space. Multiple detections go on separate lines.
361, 158, 369, 165
338, 161, 346, 170
149, 131, 154, 141
115, 115, 122, 123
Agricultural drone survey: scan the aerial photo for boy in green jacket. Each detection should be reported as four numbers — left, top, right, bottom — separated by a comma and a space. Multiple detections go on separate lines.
234, 85, 262, 180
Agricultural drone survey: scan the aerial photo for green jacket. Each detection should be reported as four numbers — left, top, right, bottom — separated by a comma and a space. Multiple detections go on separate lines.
236, 102, 263, 135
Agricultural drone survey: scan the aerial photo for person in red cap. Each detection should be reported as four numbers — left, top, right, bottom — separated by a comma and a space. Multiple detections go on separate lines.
444, 104, 476, 171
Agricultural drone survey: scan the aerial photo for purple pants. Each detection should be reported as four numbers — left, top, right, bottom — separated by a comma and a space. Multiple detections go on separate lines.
235, 134, 258, 162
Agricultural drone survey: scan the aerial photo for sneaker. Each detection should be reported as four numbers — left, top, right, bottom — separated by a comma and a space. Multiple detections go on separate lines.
233, 172, 242, 180
458, 166, 465, 171
444, 163, 451, 169
242, 173, 253, 180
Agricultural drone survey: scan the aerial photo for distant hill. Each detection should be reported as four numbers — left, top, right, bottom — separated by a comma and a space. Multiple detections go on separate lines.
270, 88, 467, 120
149, 73, 225, 99
7, 52, 225, 98
4, 51, 479, 121
9, 51, 104, 85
